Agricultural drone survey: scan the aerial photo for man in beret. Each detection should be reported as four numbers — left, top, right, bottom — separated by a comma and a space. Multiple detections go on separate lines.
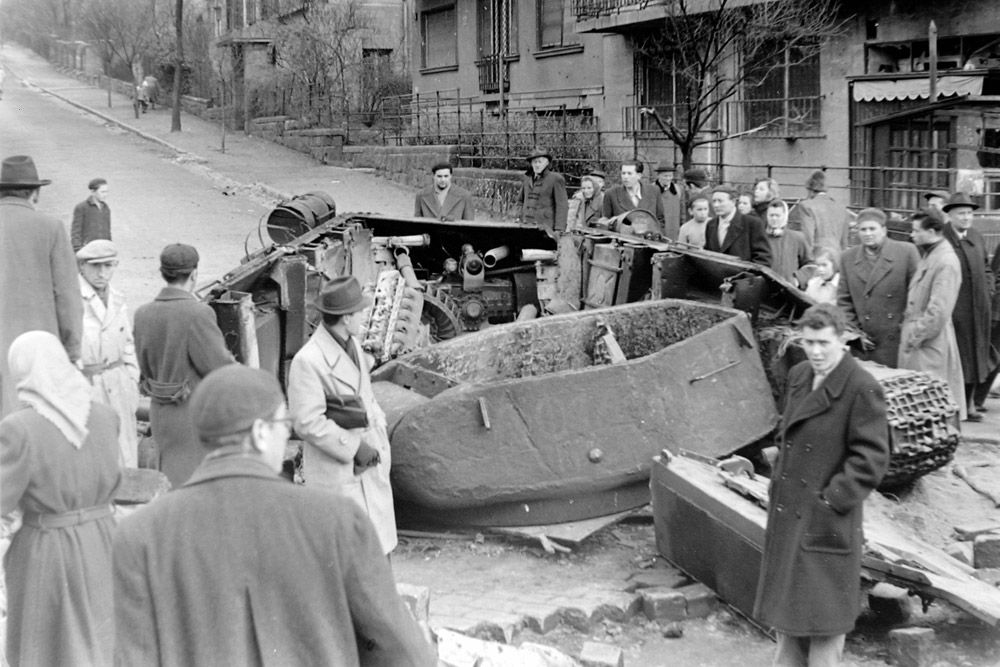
77, 240, 141, 466
71, 177, 112, 252
704, 185, 771, 266
788, 170, 851, 251
414, 162, 475, 220
520, 147, 568, 235
288, 276, 398, 555
942, 192, 994, 421
1, 155, 82, 417
113, 365, 435, 666
837, 208, 919, 368
133, 243, 235, 486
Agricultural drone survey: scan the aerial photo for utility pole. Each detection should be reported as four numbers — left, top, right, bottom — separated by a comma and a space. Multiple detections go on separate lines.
928, 20, 938, 101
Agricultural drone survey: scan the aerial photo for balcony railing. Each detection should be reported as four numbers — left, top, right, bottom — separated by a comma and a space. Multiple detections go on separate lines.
571, 0, 652, 19
727, 95, 824, 138
476, 54, 510, 94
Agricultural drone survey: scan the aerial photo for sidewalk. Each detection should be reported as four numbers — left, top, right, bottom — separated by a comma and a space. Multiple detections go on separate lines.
1, 43, 418, 217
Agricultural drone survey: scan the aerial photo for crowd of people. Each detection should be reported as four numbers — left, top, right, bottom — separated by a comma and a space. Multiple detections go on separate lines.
2, 145, 998, 665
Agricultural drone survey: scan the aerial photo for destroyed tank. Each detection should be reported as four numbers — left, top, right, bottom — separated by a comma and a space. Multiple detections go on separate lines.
200, 193, 960, 525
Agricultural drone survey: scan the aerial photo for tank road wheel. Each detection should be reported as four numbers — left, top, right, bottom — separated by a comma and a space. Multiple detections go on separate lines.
422, 294, 462, 342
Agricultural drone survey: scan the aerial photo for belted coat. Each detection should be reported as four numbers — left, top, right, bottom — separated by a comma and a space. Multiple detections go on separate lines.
133, 287, 235, 487
80, 275, 140, 467
837, 238, 920, 367
754, 354, 890, 636
288, 326, 397, 554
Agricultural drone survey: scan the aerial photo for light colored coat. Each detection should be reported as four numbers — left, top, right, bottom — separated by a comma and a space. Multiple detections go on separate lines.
80, 275, 140, 467
788, 192, 850, 251
1, 196, 83, 417
898, 240, 966, 418
288, 326, 397, 554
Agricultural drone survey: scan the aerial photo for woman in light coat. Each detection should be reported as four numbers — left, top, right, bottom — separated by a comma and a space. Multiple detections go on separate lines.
288, 277, 397, 555
898, 214, 966, 419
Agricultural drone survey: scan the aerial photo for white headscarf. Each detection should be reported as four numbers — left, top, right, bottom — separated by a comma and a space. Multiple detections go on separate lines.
8, 331, 92, 448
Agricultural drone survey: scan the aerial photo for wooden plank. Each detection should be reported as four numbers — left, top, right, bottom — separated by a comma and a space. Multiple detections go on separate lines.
488, 507, 640, 548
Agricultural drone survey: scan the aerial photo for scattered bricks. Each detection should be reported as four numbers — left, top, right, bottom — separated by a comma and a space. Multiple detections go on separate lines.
974, 534, 1000, 569
945, 541, 975, 567
518, 604, 561, 634
888, 627, 935, 667
867, 583, 912, 624
679, 583, 718, 619
558, 606, 594, 633
579, 641, 625, 667
396, 583, 430, 625
661, 621, 684, 639
640, 587, 687, 621
624, 569, 690, 593
461, 611, 523, 643
436, 629, 571, 667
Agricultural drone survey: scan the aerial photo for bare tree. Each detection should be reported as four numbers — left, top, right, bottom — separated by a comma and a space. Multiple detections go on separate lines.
80, 0, 162, 80
171, 0, 183, 131
272, 0, 373, 126
635, 0, 847, 170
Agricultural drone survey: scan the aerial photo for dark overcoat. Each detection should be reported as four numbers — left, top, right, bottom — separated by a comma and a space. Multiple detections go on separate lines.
71, 197, 112, 251
754, 354, 890, 636
944, 224, 993, 385
2, 403, 121, 666
133, 287, 234, 487
704, 212, 772, 267
601, 183, 666, 234
520, 168, 568, 233
113, 455, 436, 667
837, 238, 920, 367
1, 196, 83, 417
413, 184, 475, 220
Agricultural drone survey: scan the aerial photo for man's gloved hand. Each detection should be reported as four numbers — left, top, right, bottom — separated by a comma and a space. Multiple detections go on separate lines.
353, 440, 381, 473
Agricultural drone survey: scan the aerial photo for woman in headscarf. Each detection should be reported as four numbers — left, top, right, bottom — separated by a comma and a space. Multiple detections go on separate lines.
1, 331, 121, 666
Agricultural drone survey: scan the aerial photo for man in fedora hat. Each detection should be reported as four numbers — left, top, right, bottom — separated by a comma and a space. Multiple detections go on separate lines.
602, 160, 666, 236
77, 240, 141, 467
520, 147, 568, 235
288, 276, 398, 555
942, 192, 994, 421
114, 365, 435, 666
133, 243, 235, 485
0, 155, 83, 417
414, 162, 475, 221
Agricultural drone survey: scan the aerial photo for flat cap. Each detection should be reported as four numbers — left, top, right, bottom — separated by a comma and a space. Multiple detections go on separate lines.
712, 184, 739, 199
76, 239, 118, 263
586, 168, 607, 181
190, 365, 284, 442
922, 189, 949, 201
855, 208, 887, 225
160, 243, 199, 271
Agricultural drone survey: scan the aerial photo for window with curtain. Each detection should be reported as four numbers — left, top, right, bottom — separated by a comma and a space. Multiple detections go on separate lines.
421, 6, 458, 69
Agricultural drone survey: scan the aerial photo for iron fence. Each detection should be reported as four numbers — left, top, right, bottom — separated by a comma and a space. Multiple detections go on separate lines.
726, 95, 824, 138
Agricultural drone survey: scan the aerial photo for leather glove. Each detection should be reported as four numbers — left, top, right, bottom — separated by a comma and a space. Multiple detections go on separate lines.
353, 440, 381, 473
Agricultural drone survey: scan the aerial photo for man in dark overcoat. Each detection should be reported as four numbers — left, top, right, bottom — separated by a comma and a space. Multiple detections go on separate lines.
942, 192, 994, 421
0, 155, 83, 417
602, 160, 667, 236
520, 147, 568, 235
113, 365, 436, 667
71, 177, 112, 251
837, 208, 919, 367
133, 244, 235, 487
414, 162, 475, 221
704, 185, 771, 267
972, 247, 1000, 412
754, 303, 890, 666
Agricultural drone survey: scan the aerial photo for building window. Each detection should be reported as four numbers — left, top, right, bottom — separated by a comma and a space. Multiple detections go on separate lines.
478, 0, 518, 58
537, 0, 566, 49
742, 41, 822, 138
631, 51, 691, 136
421, 6, 458, 69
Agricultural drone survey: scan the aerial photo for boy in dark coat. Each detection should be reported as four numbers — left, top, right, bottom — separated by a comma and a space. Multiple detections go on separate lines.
754, 303, 890, 666
113, 365, 436, 667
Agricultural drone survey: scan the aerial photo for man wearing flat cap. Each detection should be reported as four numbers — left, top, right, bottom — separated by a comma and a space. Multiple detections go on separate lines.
113, 365, 435, 666
520, 147, 568, 235
133, 243, 235, 486
0, 155, 83, 417
77, 240, 141, 466
414, 162, 475, 220
942, 192, 994, 421
788, 170, 851, 251
837, 208, 919, 368
288, 276, 398, 555
71, 177, 112, 252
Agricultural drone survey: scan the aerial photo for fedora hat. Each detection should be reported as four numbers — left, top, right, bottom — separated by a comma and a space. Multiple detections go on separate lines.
942, 192, 979, 212
526, 147, 552, 162
0, 155, 52, 188
315, 276, 372, 315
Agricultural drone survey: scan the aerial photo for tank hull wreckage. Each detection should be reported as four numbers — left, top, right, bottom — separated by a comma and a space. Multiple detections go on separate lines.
201, 192, 960, 527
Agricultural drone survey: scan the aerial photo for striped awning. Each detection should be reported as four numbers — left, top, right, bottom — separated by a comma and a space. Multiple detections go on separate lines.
853, 75, 984, 102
